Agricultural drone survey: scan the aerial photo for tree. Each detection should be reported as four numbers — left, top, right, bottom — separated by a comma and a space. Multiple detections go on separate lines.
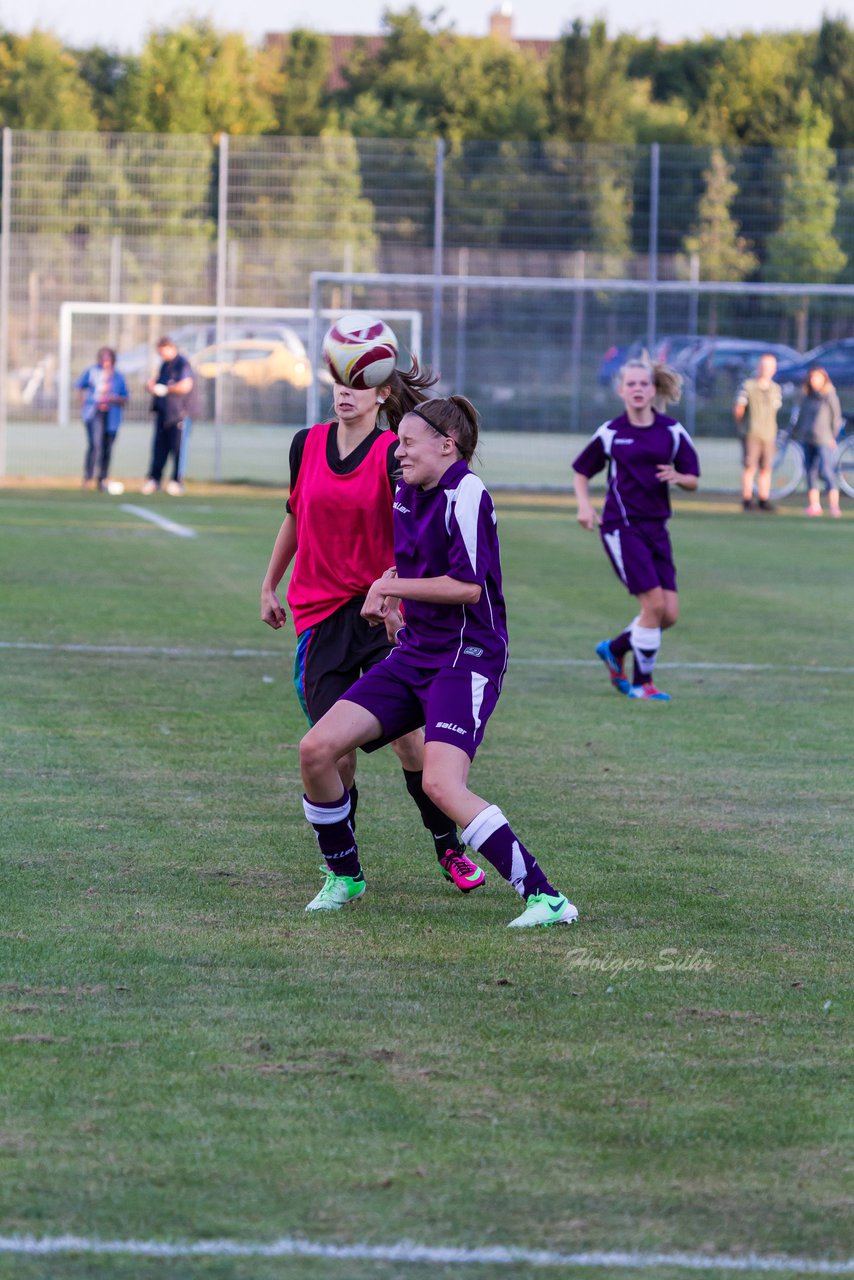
765, 101, 846, 346
546, 20, 636, 144
0, 31, 97, 129
699, 34, 811, 147
122, 21, 276, 135
546, 23, 635, 260
683, 149, 758, 333
263, 30, 334, 136
811, 16, 854, 149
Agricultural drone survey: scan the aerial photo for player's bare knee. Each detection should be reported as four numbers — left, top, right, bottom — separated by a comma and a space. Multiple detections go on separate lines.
299, 728, 335, 780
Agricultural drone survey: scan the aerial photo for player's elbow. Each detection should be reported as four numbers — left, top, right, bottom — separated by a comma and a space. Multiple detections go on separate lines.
462, 582, 481, 604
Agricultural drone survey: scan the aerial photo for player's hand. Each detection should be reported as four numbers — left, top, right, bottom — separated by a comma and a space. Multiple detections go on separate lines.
361, 579, 391, 626
656, 464, 678, 484
576, 504, 598, 531
261, 586, 287, 629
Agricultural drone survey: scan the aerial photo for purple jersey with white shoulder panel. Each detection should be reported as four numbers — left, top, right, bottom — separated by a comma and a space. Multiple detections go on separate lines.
572, 412, 700, 526
392, 457, 508, 686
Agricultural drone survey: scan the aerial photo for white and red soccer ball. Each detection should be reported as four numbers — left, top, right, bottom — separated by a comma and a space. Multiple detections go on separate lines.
321, 312, 399, 389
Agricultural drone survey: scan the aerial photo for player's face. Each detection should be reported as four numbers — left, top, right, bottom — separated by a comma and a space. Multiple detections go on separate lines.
333, 381, 381, 425
395, 414, 453, 489
619, 368, 656, 414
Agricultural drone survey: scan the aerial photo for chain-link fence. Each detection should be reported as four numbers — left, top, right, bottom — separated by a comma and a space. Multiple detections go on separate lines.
2, 130, 854, 486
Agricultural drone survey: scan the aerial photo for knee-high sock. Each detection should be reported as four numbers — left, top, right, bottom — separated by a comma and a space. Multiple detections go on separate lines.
402, 768, 462, 857
303, 790, 361, 878
610, 618, 637, 660
630, 619, 661, 686
461, 805, 555, 900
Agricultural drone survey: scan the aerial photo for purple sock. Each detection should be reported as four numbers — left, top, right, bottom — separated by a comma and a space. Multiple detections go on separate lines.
611, 628, 632, 659
461, 805, 556, 900
302, 790, 361, 878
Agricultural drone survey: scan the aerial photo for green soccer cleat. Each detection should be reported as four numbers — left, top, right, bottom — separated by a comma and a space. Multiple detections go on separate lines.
305, 867, 366, 912
507, 891, 578, 928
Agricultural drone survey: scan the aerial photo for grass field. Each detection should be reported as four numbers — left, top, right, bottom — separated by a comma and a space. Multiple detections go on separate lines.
0, 488, 852, 1280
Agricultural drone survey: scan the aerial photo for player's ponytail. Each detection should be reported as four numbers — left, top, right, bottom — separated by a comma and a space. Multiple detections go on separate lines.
381, 357, 439, 429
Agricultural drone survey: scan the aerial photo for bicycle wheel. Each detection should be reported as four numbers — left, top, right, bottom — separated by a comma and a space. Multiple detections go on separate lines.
770, 435, 804, 499
837, 436, 854, 498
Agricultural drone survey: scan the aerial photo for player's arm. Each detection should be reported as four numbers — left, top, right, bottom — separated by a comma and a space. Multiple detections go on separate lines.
362, 574, 480, 625
573, 471, 599, 530
260, 513, 298, 629
656, 465, 698, 490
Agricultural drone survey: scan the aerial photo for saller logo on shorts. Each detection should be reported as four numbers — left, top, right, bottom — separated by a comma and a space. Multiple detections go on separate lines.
463, 645, 484, 657
436, 721, 466, 735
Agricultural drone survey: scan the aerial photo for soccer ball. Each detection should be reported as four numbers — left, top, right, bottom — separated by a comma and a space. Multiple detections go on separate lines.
321, 312, 398, 389
106, 480, 125, 495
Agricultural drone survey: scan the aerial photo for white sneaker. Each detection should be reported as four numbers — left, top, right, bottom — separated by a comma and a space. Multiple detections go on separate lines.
141, 479, 158, 495
507, 891, 578, 928
166, 480, 184, 496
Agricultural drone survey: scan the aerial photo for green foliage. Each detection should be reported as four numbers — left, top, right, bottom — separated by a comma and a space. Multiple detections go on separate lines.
699, 33, 812, 146
811, 16, 854, 150
683, 148, 758, 281
765, 102, 847, 284
547, 20, 636, 144
265, 30, 334, 136
0, 30, 98, 129
122, 20, 276, 135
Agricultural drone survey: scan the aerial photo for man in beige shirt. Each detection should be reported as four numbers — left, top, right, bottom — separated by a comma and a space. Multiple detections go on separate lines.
734, 353, 782, 512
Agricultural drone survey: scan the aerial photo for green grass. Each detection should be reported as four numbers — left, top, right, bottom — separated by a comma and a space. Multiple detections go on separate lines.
0, 488, 852, 1280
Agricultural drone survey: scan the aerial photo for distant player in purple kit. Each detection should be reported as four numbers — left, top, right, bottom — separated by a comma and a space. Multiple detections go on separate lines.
573, 355, 700, 702
298, 395, 578, 927
261, 365, 486, 895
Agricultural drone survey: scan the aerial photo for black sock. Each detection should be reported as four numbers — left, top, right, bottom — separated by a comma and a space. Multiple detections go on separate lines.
348, 783, 359, 832
402, 768, 462, 858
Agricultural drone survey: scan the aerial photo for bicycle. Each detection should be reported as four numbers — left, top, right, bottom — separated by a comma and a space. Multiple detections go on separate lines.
771, 422, 854, 500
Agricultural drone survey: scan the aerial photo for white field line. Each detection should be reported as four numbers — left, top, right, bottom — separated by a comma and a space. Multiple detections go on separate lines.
120, 503, 197, 539
0, 1235, 851, 1273
1, 639, 853, 677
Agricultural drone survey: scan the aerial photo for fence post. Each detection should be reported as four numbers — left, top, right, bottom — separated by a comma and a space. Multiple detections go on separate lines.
0, 127, 11, 478
570, 250, 585, 433
214, 132, 229, 482
646, 142, 660, 350
454, 246, 468, 391
432, 137, 445, 373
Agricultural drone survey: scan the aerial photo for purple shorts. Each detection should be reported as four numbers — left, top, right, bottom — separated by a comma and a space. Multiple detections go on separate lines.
343, 650, 500, 760
600, 521, 677, 596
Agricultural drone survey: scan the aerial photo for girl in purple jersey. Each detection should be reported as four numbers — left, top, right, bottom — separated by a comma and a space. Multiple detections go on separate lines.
298, 395, 578, 928
261, 363, 485, 896
573, 356, 700, 701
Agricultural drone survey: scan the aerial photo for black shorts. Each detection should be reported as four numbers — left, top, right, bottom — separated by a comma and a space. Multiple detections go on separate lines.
293, 597, 393, 725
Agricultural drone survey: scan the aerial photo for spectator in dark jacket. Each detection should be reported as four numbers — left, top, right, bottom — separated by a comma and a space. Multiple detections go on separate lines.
790, 366, 843, 517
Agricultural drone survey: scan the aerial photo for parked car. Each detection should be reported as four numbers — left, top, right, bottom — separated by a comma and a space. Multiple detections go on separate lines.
674, 338, 800, 397
774, 339, 854, 391
596, 334, 702, 387
192, 337, 313, 390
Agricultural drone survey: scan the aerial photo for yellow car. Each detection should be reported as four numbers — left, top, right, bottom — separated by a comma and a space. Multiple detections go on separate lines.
192, 337, 313, 390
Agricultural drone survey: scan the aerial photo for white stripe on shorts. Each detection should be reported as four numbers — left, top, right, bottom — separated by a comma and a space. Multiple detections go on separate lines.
602, 528, 628, 585
470, 672, 488, 734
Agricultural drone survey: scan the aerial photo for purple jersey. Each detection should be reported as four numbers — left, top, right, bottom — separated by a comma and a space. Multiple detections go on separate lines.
392, 457, 508, 686
572, 412, 700, 526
